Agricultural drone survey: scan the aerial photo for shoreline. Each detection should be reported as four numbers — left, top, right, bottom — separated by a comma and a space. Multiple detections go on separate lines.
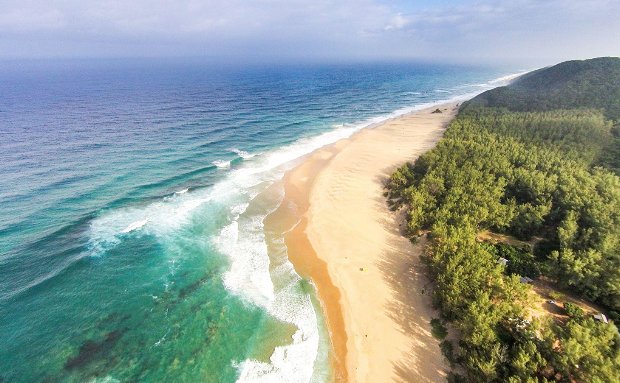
272, 103, 459, 381
264, 140, 350, 381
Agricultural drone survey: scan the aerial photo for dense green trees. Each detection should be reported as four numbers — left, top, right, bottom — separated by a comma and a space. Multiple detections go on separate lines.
467, 57, 620, 121
388, 58, 620, 381
388, 108, 620, 315
541, 309, 620, 383
467, 56, 620, 176
483, 243, 540, 278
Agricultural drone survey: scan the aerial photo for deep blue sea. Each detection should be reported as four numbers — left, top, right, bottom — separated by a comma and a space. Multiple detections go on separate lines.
0, 59, 520, 382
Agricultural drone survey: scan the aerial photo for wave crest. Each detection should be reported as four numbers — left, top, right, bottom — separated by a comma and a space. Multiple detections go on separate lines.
213, 160, 232, 169
230, 148, 257, 159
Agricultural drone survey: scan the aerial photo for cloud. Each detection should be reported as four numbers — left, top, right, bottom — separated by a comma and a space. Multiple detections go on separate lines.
374, 0, 620, 62
0, 0, 618, 63
384, 13, 409, 31
0, 8, 65, 32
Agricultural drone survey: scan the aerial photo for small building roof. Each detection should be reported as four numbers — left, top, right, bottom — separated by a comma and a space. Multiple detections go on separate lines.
593, 313, 608, 323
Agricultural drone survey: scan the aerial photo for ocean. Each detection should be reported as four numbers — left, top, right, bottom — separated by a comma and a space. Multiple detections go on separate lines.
0, 59, 519, 382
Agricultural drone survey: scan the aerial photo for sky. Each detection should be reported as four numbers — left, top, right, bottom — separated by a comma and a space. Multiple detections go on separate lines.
0, 0, 619, 65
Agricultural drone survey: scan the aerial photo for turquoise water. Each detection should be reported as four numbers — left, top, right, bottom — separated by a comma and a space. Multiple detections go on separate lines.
0, 60, 517, 382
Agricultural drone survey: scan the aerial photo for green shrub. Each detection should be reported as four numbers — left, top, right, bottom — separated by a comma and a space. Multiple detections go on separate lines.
430, 318, 448, 340
440, 340, 455, 364
446, 372, 466, 383
563, 302, 584, 319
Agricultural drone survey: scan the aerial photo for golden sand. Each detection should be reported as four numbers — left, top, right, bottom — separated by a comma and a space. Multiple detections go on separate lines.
274, 103, 458, 381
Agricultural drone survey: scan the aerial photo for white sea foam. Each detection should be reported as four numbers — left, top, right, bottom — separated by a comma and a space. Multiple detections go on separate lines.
230, 202, 250, 217
86, 69, 527, 382
213, 159, 232, 169
446, 71, 528, 92
121, 219, 148, 233
88, 377, 120, 383
175, 188, 189, 195
215, 219, 275, 305
89, 192, 213, 252
231, 148, 257, 159
214, 199, 319, 383
489, 71, 528, 84
235, 286, 319, 383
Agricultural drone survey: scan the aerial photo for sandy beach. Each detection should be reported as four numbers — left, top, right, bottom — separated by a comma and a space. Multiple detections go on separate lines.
271, 103, 459, 381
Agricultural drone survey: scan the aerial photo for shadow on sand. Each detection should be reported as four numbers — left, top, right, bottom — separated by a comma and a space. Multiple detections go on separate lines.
373, 168, 448, 382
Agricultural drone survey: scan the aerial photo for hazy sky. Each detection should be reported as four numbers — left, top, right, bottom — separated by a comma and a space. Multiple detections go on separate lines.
1, 0, 619, 65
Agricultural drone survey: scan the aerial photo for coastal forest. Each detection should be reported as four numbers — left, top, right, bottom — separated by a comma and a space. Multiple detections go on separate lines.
387, 57, 620, 382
